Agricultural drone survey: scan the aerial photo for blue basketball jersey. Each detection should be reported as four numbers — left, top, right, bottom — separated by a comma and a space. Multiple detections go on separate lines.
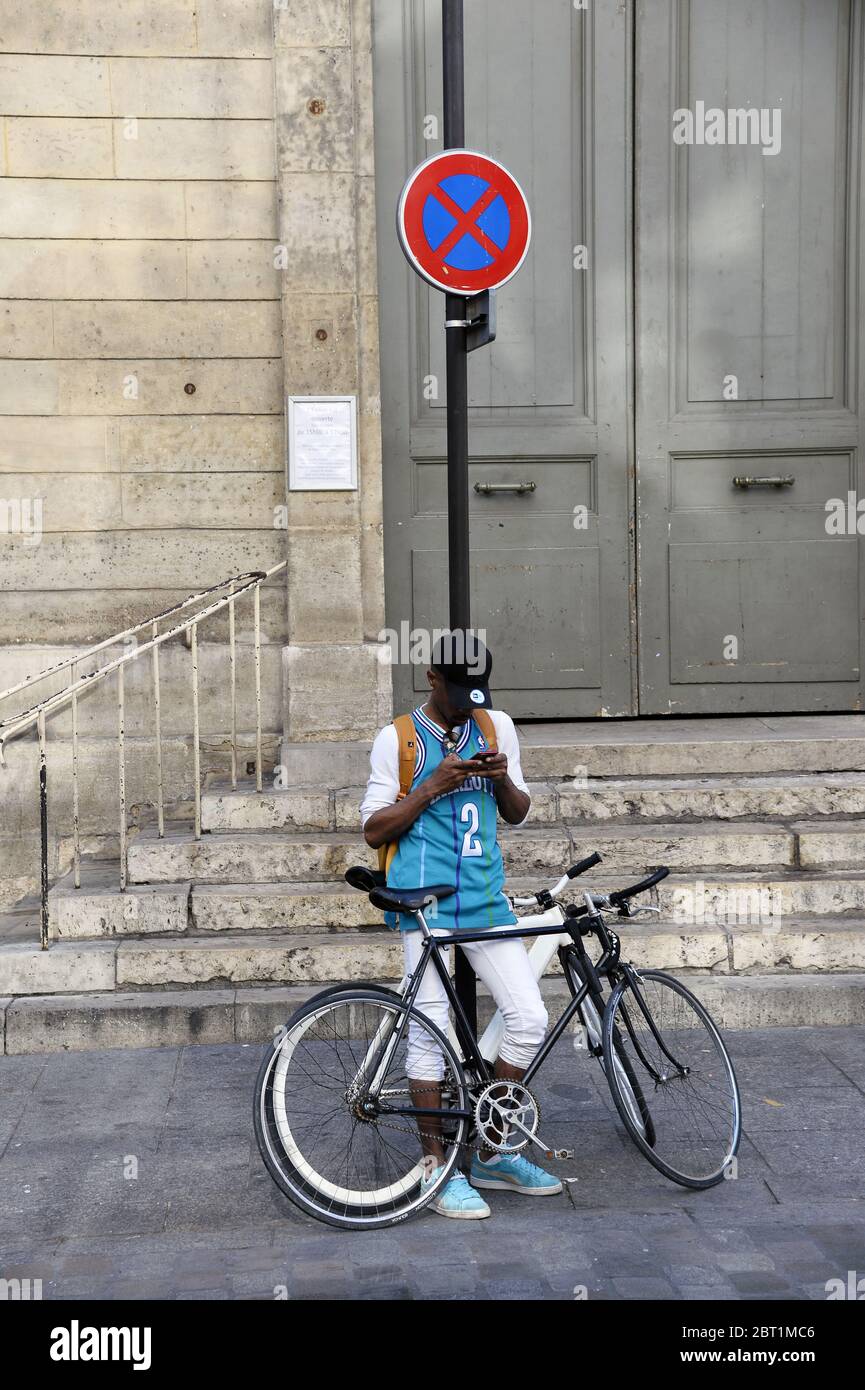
385, 705, 517, 933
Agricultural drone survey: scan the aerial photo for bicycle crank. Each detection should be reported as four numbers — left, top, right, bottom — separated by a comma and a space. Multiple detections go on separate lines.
473, 1079, 574, 1163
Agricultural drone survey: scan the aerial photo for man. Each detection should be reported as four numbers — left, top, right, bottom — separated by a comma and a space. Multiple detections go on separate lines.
360, 631, 562, 1219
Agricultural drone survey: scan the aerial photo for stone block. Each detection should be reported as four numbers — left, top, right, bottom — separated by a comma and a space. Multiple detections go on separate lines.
273, 0, 351, 49
56, 358, 282, 416
118, 414, 283, 472
0, 178, 186, 239
5, 117, 113, 178
287, 530, 362, 642
187, 240, 281, 298
0, 240, 187, 299
109, 57, 274, 118
0, 941, 115, 995
277, 173, 355, 293
0, 55, 109, 116
114, 118, 275, 180
185, 181, 277, 238
54, 301, 282, 358
282, 641, 392, 741
49, 879, 190, 939
0, 416, 111, 471
281, 292, 358, 393
4, 989, 235, 1053
275, 46, 354, 173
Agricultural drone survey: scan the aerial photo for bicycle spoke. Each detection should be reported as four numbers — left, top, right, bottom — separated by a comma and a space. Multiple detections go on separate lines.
257, 993, 467, 1226
604, 972, 740, 1184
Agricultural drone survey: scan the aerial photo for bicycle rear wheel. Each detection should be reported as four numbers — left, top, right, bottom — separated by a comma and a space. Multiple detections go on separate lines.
254, 990, 470, 1229
602, 970, 741, 1189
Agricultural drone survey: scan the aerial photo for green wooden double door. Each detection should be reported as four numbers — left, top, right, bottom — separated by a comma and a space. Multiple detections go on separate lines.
374, 0, 865, 717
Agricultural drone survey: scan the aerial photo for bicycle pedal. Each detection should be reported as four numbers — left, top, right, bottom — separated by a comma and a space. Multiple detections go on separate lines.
545, 1149, 575, 1161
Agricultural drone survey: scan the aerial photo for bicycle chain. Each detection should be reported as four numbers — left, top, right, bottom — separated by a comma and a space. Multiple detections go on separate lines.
357, 1079, 482, 1151
359, 1079, 529, 1154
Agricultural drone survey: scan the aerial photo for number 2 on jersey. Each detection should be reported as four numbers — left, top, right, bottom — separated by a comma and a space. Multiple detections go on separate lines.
460, 801, 482, 857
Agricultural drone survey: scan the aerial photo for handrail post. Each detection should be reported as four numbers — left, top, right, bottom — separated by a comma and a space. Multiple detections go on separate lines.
229, 593, 237, 791
38, 711, 49, 949
151, 620, 165, 837
254, 583, 262, 793
118, 663, 127, 891
71, 659, 80, 889
191, 623, 201, 838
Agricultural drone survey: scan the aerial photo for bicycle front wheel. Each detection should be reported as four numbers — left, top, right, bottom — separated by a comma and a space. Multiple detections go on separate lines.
254, 990, 470, 1229
602, 970, 741, 1189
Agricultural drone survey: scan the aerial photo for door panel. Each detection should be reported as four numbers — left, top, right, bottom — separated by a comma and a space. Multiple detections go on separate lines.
374, 0, 635, 717
636, 0, 865, 713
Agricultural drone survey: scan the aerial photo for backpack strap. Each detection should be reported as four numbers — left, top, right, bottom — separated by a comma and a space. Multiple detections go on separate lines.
377, 713, 418, 876
472, 707, 497, 754
393, 712, 417, 800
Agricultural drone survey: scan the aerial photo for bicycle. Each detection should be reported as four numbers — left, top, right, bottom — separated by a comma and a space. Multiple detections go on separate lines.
254, 853, 742, 1229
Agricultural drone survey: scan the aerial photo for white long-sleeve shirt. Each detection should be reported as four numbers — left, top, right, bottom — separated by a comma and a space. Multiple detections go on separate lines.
360, 707, 531, 828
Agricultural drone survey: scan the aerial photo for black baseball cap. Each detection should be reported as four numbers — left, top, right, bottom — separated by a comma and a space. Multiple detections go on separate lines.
430, 630, 493, 710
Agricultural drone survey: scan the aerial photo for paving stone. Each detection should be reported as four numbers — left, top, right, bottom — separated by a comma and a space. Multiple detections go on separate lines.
1, 1027, 863, 1299
613, 1275, 680, 1298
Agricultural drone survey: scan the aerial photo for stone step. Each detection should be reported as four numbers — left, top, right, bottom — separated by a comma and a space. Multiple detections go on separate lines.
656, 871, 865, 922
7, 915, 865, 997
4, 971, 865, 1053
514, 717, 865, 778
279, 715, 865, 784
48, 872, 190, 939
796, 820, 865, 870
127, 821, 797, 885
44, 865, 865, 940
202, 771, 865, 833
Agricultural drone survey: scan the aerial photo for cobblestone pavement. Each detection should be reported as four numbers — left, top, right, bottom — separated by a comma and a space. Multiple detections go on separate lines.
1, 1026, 863, 1300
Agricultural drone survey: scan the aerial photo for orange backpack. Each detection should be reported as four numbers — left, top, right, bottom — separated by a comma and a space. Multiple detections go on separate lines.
377, 709, 498, 876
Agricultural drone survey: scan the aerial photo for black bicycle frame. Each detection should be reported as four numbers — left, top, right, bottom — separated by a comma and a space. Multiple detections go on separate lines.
611, 960, 690, 1081
367, 910, 620, 1122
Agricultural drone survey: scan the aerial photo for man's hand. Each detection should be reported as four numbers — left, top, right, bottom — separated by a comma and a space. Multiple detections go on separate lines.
427, 752, 475, 796
472, 750, 531, 825
469, 751, 509, 782
363, 752, 473, 848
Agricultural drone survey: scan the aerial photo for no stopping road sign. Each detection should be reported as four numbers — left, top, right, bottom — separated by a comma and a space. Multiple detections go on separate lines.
397, 149, 531, 295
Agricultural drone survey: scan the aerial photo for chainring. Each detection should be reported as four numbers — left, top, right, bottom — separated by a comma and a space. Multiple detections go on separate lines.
473, 1079, 540, 1153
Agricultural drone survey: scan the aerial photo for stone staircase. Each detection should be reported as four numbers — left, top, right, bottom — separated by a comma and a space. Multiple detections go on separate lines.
3, 716, 865, 1053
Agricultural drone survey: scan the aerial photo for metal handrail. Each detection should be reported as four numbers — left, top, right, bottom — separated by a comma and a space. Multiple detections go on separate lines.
1, 560, 286, 948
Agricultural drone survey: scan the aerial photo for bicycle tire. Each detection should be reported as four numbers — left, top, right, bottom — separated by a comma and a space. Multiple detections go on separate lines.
254, 989, 470, 1230
608, 1021, 656, 1148
602, 970, 741, 1190
561, 948, 655, 1146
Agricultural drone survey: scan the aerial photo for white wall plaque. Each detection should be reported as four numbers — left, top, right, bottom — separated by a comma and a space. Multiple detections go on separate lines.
287, 394, 358, 491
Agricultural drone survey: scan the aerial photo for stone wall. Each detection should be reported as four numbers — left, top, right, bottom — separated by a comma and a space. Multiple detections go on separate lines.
274, 0, 390, 744
0, 0, 288, 905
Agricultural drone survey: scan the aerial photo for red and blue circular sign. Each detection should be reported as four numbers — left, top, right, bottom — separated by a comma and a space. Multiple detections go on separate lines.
397, 149, 531, 295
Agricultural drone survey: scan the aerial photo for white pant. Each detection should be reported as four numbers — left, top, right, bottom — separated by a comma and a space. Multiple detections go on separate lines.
402, 929, 549, 1079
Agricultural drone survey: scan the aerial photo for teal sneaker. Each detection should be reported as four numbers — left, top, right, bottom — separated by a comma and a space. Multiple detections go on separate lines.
470, 1151, 563, 1196
422, 1165, 491, 1220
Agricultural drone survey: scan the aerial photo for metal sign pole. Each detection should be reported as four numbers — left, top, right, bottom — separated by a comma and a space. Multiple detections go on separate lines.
442, 0, 477, 1036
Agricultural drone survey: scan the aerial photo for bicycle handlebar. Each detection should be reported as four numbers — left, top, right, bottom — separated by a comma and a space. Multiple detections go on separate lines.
607, 866, 670, 904
512, 859, 669, 911
567, 851, 603, 878
512, 852, 603, 907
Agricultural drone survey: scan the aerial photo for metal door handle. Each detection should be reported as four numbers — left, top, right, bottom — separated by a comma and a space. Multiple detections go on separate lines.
732, 475, 795, 489
474, 481, 536, 495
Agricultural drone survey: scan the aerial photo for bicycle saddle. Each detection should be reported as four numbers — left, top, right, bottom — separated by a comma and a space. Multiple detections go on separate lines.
369, 884, 457, 914
344, 865, 386, 892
